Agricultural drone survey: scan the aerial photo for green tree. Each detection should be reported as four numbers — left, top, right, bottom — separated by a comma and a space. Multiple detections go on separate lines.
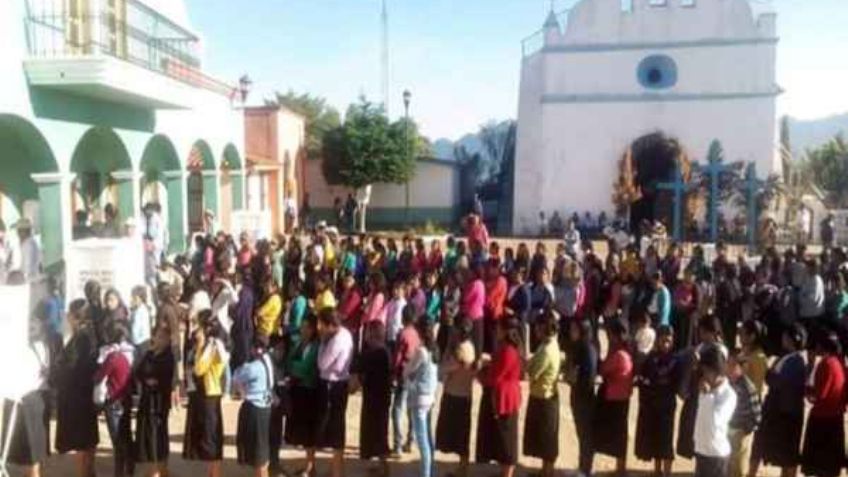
804, 134, 848, 207
321, 97, 426, 230
268, 90, 341, 161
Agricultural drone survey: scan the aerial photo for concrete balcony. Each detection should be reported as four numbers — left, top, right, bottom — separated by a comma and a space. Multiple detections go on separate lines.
23, 0, 235, 109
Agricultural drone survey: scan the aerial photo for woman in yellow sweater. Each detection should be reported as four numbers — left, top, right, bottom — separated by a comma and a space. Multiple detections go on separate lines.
256, 280, 282, 340
183, 312, 227, 477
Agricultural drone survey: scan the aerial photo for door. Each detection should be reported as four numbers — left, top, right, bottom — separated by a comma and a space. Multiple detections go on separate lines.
187, 172, 204, 233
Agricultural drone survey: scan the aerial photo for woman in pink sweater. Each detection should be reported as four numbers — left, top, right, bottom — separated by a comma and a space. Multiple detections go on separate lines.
461, 267, 486, 355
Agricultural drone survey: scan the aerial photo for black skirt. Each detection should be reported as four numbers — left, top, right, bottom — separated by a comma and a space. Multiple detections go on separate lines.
183, 393, 223, 461
523, 394, 559, 461
314, 380, 349, 450
285, 384, 318, 447
359, 383, 391, 460
475, 388, 518, 465
237, 401, 272, 467
55, 384, 99, 453
135, 393, 170, 463
4, 391, 49, 466
760, 409, 803, 467
635, 392, 676, 461
593, 397, 629, 459
436, 393, 472, 457
801, 414, 845, 477
676, 394, 698, 459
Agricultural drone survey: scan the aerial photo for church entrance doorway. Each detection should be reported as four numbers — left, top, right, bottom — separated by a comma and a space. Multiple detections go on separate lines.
628, 132, 681, 234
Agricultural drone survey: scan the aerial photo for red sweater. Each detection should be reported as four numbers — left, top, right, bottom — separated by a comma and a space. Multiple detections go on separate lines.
485, 276, 508, 321
94, 351, 132, 403
809, 355, 846, 417
485, 344, 522, 416
338, 288, 363, 327
600, 346, 634, 401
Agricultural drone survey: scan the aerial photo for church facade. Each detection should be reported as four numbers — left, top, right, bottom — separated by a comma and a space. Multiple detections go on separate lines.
513, 0, 780, 235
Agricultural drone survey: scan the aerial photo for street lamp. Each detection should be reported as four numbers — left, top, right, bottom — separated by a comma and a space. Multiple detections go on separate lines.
403, 90, 412, 228
238, 74, 253, 104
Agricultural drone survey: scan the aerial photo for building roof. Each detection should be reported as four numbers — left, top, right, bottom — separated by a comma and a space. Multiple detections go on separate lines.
544, 9, 560, 29
418, 156, 459, 168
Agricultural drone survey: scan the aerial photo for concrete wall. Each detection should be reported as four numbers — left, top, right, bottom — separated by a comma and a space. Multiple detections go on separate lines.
305, 158, 461, 229
514, 0, 780, 235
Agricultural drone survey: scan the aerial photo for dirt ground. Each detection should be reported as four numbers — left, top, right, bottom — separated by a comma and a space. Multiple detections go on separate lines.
24, 380, 792, 477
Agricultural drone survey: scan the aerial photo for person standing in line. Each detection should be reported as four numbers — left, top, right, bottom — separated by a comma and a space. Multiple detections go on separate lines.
233, 337, 275, 477
693, 344, 738, 477
756, 323, 807, 477
565, 318, 598, 477
592, 319, 634, 477
634, 325, 679, 477
314, 309, 354, 477
523, 311, 561, 477
483, 262, 508, 354
354, 321, 392, 477
404, 320, 439, 477
129, 285, 153, 354
726, 349, 762, 477
183, 314, 227, 477
800, 332, 846, 477
461, 267, 486, 355
285, 317, 320, 477
54, 299, 100, 477
391, 306, 420, 456
475, 319, 523, 477
135, 325, 176, 477
436, 318, 476, 477
94, 321, 136, 477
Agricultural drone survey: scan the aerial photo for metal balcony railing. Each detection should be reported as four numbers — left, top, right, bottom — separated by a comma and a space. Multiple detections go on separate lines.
24, 0, 235, 97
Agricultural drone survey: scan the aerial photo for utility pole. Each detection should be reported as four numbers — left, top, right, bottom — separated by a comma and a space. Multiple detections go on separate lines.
381, 0, 390, 116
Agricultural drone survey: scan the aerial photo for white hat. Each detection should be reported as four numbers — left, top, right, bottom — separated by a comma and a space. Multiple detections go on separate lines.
14, 218, 32, 230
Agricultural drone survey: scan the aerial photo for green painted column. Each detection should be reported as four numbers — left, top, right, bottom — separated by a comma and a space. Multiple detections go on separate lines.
163, 170, 186, 253
201, 170, 219, 218
111, 170, 140, 224
231, 169, 245, 211
31, 173, 65, 272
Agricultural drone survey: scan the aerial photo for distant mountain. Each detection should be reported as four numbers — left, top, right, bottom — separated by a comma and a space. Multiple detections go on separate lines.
430, 121, 512, 160
787, 113, 848, 157
431, 114, 848, 161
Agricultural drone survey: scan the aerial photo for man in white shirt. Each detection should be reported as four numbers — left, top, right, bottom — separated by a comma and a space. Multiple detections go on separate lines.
694, 344, 737, 477
11, 218, 41, 282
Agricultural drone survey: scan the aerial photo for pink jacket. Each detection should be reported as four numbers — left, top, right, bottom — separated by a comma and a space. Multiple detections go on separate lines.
462, 279, 486, 321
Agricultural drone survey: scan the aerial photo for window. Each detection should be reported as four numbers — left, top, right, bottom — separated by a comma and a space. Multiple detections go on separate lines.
637, 55, 678, 89
649, 0, 667, 5
681, 0, 696, 6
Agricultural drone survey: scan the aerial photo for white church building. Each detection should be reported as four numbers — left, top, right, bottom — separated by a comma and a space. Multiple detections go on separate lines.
513, 0, 780, 235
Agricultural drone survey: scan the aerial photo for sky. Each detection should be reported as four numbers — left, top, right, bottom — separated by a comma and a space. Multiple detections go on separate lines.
185, 0, 848, 141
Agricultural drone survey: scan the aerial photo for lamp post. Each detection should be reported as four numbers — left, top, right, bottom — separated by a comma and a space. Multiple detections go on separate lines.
238, 74, 252, 105
403, 89, 412, 228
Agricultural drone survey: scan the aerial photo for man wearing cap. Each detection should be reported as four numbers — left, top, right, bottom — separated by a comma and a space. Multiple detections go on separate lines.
10, 218, 41, 281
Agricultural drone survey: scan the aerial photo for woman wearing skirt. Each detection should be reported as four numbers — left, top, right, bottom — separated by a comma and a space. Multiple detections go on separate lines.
135, 326, 176, 477
566, 319, 598, 477
314, 310, 354, 477
285, 317, 320, 477
800, 333, 845, 477
436, 318, 476, 477
355, 322, 392, 476
234, 338, 275, 477
54, 299, 100, 477
183, 319, 226, 477
476, 319, 523, 477
593, 319, 633, 477
759, 324, 806, 477
634, 326, 679, 477
523, 311, 561, 477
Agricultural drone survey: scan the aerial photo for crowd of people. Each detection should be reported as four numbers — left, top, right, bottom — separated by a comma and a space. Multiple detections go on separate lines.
5, 212, 848, 477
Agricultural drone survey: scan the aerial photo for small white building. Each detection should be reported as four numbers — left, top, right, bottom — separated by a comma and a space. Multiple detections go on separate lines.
513, 0, 780, 235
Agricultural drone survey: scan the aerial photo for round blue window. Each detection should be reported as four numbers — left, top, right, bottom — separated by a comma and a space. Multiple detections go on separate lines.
637, 55, 678, 89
